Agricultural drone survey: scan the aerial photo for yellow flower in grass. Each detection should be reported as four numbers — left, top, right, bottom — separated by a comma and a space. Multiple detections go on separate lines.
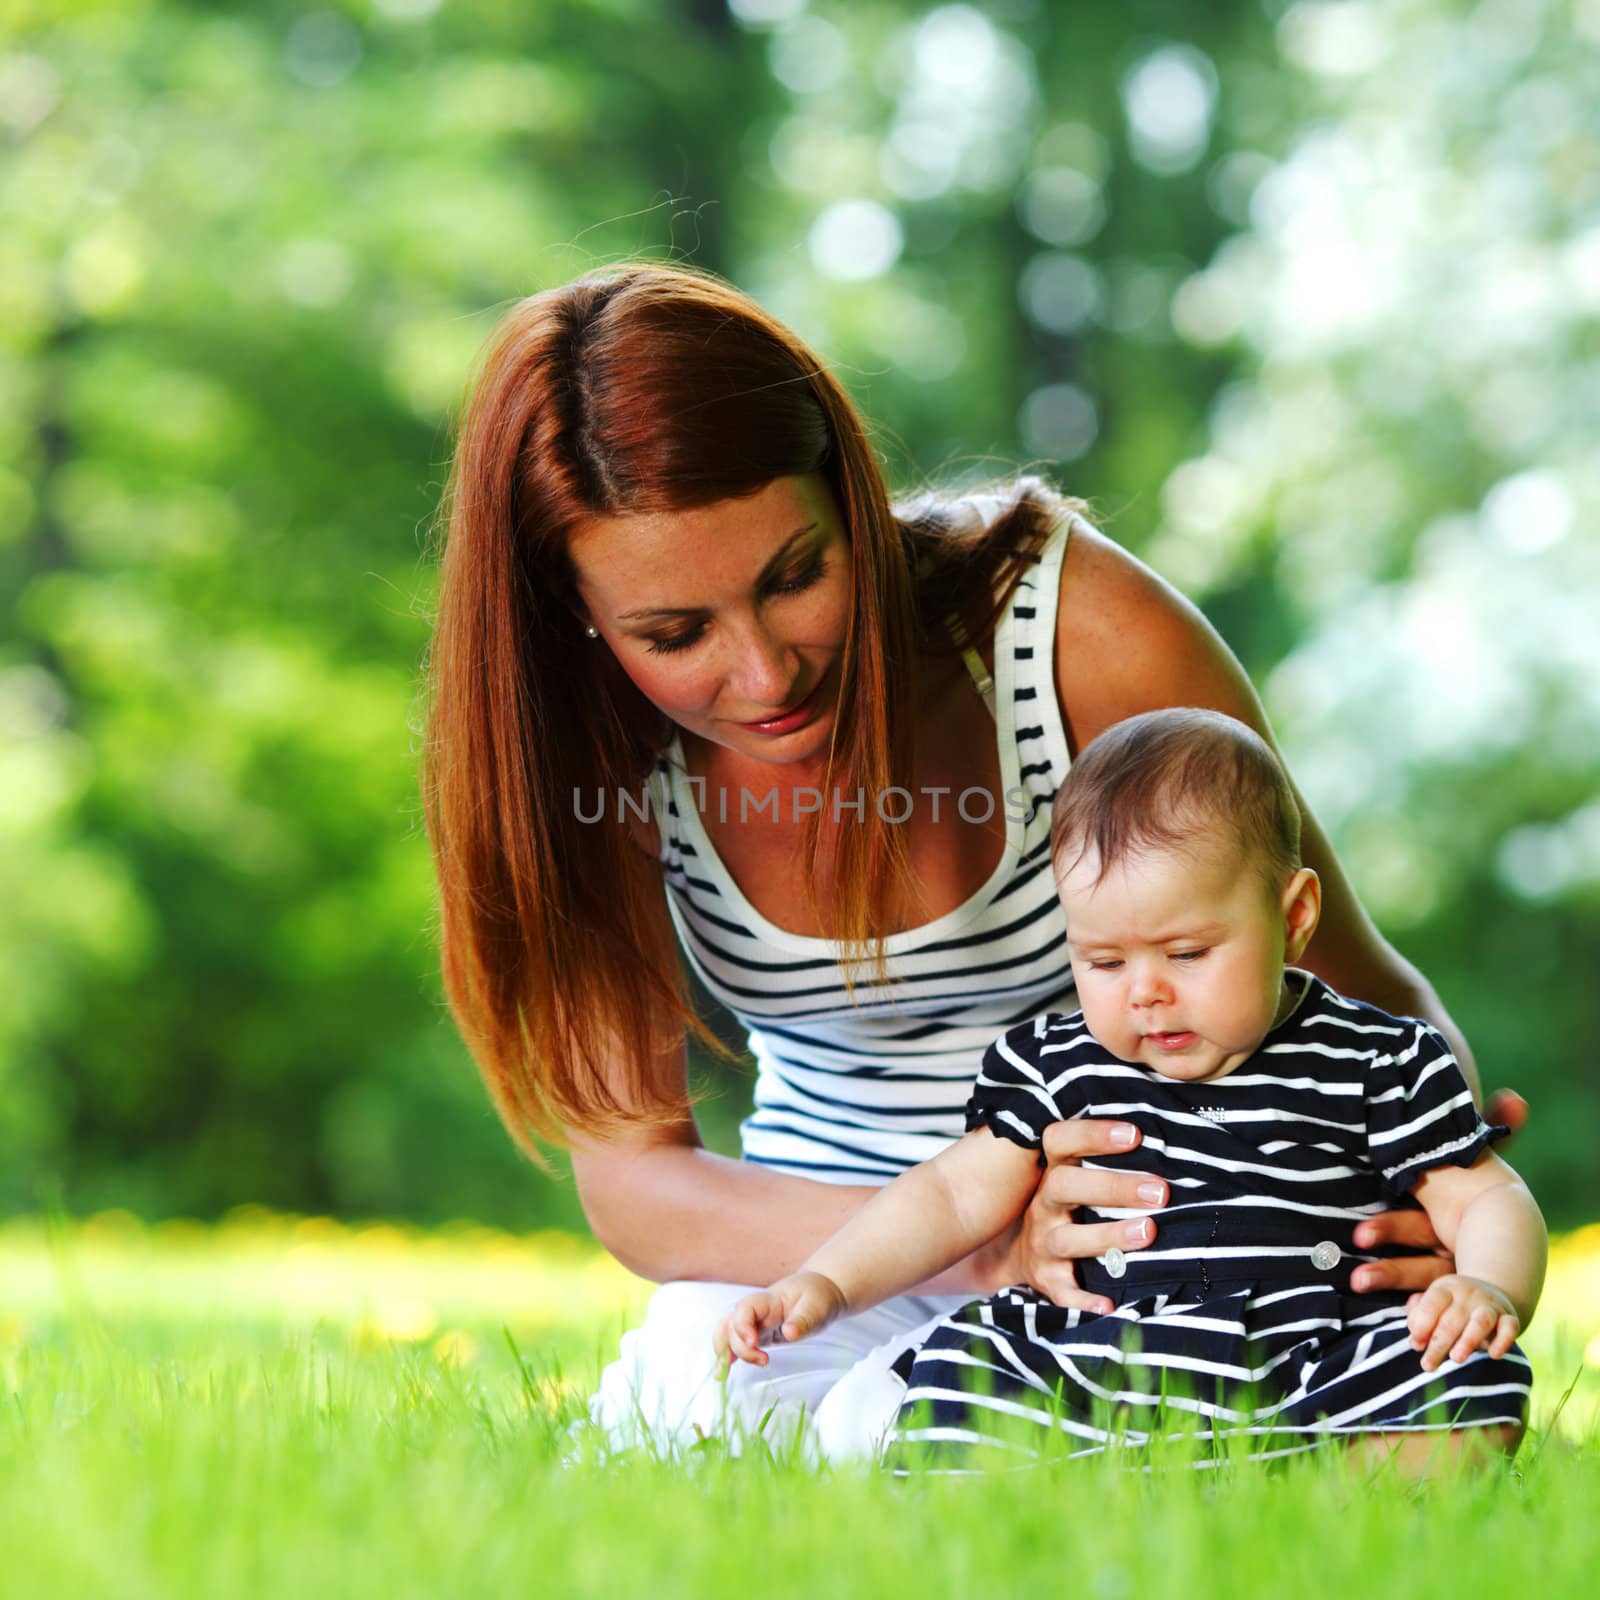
432, 1329, 479, 1367
361, 1298, 439, 1345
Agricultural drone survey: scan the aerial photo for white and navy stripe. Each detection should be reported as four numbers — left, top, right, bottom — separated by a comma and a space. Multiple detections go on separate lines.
648, 513, 1082, 1183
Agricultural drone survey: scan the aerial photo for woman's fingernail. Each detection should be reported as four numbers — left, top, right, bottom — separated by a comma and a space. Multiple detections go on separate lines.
1110, 1124, 1136, 1147
1353, 1269, 1374, 1292
1137, 1182, 1164, 1205
1125, 1219, 1151, 1245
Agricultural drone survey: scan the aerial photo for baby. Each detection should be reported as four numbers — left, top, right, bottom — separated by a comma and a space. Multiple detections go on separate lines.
717, 708, 1544, 1471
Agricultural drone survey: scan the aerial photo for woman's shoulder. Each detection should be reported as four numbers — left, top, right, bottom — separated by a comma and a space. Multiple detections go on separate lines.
1052, 520, 1274, 759
900, 476, 1081, 662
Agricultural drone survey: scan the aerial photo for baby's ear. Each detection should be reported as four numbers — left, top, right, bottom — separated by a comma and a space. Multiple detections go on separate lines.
1281, 867, 1321, 961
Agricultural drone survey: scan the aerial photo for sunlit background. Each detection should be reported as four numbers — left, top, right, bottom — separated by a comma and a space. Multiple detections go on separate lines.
3, 0, 1597, 1259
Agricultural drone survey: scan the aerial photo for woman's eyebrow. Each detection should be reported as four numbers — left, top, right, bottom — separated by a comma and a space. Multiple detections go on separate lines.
615, 523, 819, 621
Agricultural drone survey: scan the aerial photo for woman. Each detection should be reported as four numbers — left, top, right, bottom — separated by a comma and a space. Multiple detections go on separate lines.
423, 263, 1524, 1455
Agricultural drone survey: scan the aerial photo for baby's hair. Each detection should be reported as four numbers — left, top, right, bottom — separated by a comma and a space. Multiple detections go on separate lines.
1051, 708, 1301, 888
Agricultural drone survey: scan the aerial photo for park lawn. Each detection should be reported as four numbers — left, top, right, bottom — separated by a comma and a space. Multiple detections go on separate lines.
0, 1212, 1597, 1599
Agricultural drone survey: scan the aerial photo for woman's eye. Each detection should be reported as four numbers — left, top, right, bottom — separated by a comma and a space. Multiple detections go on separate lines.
646, 625, 707, 656
1171, 949, 1209, 964
768, 554, 825, 596
640, 554, 825, 656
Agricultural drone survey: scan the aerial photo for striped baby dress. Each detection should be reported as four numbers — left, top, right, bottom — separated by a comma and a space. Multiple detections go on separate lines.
646, 512, 1083, 1184
886, 971, 1532, 1469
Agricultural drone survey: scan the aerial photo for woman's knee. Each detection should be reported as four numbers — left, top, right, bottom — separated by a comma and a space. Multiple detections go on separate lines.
812, 1347, 908, 1464
584, 1281, 751, 1451
639, 1280, 750, 1341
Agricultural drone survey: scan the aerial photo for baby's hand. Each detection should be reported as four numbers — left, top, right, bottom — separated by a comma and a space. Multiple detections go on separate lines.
1406, 1274, 1521, 1372
714, 1271, 848, 1367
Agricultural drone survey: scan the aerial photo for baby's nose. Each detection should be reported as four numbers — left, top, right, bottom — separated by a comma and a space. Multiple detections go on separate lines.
1130, 972, 1172, 1007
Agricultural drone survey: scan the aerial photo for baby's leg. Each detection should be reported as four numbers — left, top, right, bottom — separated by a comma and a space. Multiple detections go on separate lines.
1348, 1420, 1524, 1477
1290, 1304, 1532, 1477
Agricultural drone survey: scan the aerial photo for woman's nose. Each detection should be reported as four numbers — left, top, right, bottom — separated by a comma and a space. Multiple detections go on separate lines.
727, 620, 798, 707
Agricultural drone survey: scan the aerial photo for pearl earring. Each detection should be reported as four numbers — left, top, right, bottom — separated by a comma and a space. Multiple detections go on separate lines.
585, 625, 598, 638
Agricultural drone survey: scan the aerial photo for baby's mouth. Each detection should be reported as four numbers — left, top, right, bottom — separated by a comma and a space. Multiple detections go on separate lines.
1147, 1031, 1198, 1050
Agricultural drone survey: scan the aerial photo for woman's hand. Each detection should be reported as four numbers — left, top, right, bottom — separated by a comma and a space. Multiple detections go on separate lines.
977, 1118, 1167, 1314
1485, 1088, 1528, 1145
1351, 1088, 1530, 1294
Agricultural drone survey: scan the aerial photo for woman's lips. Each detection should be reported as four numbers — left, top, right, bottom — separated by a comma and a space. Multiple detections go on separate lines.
738, 680, 823, 736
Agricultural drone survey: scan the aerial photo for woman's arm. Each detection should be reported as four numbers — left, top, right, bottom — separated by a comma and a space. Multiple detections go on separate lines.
565, 1024, 1008, 1287
567, 1052, 878, 1284
569, 1025, 1169, 1297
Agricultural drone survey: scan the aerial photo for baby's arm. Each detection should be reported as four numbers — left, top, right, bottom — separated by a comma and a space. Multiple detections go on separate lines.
717, 1127, 1043, 1365
1405, 1152, 1547, 1371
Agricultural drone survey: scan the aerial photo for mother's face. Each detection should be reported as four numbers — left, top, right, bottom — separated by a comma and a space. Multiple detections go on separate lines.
567, 475, 853, 770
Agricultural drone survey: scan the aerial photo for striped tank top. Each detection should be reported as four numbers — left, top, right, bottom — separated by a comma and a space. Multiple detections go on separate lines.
648, 512, 1082, 1185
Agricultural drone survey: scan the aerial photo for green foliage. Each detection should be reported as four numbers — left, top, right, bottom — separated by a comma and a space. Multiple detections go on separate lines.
0, 1192, 1594, 1586
1, 1315, 1597, 1599
1, 0, 1595, 1227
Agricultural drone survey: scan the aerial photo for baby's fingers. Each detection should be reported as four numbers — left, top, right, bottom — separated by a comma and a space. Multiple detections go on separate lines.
779, 1298, 818, 1343
1419, 1301, 1469, 1371
726, 1300, 771, 1366
1488, 1314, 1521, 1360
1406, 1285, 1445, 1348
1448, 1305, 1499, 1365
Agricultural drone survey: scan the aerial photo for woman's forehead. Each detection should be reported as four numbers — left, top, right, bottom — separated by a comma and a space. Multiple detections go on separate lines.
568, 476, 833, 612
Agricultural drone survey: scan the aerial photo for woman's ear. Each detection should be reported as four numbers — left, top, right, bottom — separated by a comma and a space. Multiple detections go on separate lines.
1281, 867, 1321, 963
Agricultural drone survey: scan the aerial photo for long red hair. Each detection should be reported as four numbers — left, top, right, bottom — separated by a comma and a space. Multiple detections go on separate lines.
423, 263, 1073, 1154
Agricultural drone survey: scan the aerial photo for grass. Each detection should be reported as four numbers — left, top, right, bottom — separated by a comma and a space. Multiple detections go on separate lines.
2, 1210, 1598, 1598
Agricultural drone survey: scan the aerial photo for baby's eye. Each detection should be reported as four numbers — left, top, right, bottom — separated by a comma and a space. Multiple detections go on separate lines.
647, 623, 708, 656
1086, 959, 1124, 972
1170, 948, 1209, 964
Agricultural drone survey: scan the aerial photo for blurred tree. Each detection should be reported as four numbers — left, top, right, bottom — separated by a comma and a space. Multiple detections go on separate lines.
1141, 0, 1600, 1220
0, 0, 778, 1227
0, 0, 1592, 1230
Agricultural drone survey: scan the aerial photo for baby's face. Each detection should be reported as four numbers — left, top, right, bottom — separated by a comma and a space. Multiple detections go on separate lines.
1056, 835, 1317, 1084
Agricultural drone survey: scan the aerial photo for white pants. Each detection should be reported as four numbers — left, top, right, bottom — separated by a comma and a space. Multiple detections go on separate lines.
581, 1280, 966, 1463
